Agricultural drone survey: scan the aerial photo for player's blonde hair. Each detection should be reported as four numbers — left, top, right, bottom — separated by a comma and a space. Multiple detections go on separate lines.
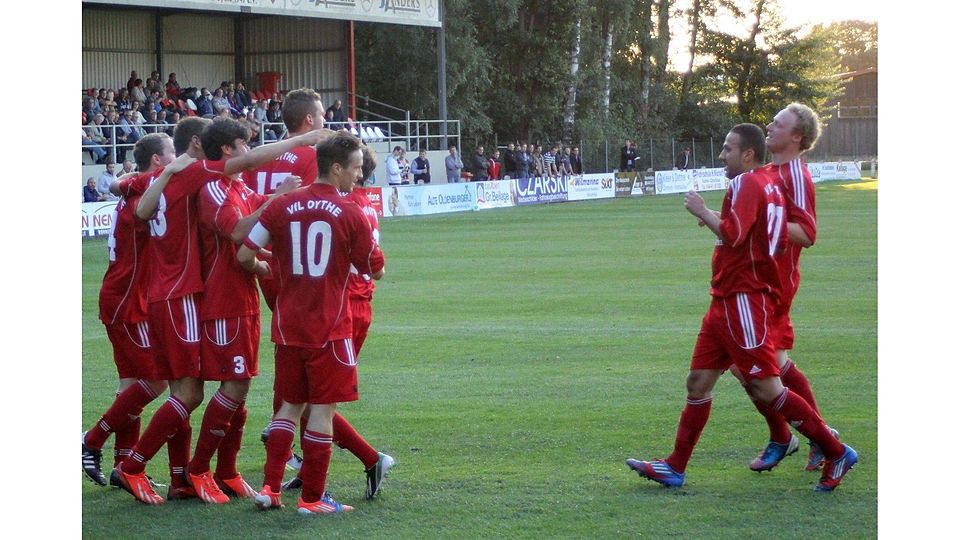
785, 103, 822, 153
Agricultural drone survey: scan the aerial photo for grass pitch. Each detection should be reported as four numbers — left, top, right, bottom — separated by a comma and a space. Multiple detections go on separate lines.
81, 181, 877, 538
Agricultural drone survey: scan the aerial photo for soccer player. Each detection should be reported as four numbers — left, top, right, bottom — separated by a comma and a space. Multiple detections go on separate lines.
81, 133, 176, 486
238, 130, 386, 514
183, 117, 304, 504
113, 117, 333, 505
279, 145, 396, 499
732, 103, 836, 473
625, 123, 857, 492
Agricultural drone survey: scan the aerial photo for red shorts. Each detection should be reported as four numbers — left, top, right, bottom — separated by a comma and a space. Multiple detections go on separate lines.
770, 305, 795, 351
104, 320, 156, 380
200, 315, 260, 381
148, 294, 202, 381
274, 339, 358, 405
690, 292, 780, 380
350, 298, 372, 355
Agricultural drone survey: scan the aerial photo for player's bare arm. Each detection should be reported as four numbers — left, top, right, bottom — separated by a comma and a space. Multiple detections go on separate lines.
236, 244, 269, 275
786, 222, 813, 247
229, 176, 302, 243
222, 128, 336, 176
684, 190, 722, 238
135, 153, 196, 220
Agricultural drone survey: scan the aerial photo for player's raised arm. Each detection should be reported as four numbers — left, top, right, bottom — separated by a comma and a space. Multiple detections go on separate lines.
230, 175, 302, 244
135, 153, 196, 220
222, 128, 335, 176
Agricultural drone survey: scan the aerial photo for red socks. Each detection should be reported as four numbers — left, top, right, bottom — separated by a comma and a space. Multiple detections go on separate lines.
114, 415, 141, 468
121, 395, 189, 476
333, 413, 379, 469
780, 360, 820, 415
773, 389, 843, 460
216, 405, 247, 480
665, 397, 712, 473
300, 430, 333, 504
85, 380, 159, 450
263, 419, 296, 492
750, 395, 793, 444
167, 417, 192, 487
188, 390, 240, 475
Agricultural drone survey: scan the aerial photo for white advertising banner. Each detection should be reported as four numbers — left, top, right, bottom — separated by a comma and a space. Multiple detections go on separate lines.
474, 180, 517, 210
692, 168, 728, 192
567, 174, 616, 201
382, 183, 477, 217
654, 170, 694, 195
86, 0, 442, 28
82, 201, 118, 237
807, 161, 861, 183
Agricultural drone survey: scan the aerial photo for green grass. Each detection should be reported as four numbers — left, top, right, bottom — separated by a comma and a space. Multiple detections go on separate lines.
81, 182, 877, 538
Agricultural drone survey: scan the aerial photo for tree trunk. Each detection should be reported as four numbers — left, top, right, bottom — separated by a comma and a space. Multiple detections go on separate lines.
638, 0, 653, 121
562, 15, 582, 142
736, 0, 765, 119
681, 0, 700, 101
654, 0, 671, 84
601, 17, 614, 120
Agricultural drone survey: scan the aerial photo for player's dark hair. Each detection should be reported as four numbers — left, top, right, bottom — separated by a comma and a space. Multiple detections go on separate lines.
133, 133, 169, 171
173, 117, 210, 156
360, 145, 378, 185
201, 117, 250, 161
316, 131, 362, 176
281, 88, 323, 132
730, 123, 766, 164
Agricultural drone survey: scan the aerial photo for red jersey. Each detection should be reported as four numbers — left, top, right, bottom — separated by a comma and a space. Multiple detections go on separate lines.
197, 177, 268, 321
244, 182, 385, 348
244, 145, 317, 196
761, 159, 817, 308
344, 188, 380, 301
98, 193, 149, 324
119, 159, 226, 303
709, 169, 786, 300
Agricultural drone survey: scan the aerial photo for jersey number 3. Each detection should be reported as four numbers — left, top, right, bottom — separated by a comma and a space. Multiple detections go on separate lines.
290, 221, 332, 277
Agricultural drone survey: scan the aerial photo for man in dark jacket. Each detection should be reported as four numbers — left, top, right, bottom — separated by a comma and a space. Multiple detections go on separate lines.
503, 142, 518, 179
472, 145, 488, 181
620, 139, 637, 172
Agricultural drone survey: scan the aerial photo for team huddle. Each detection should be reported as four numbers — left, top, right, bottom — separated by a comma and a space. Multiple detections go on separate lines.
82, 97, 856, 515
626, 104, 858, 492
82, 88, 392, 514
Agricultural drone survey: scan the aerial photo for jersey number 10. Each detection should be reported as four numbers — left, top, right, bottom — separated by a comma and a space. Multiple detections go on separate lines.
290, 221, 332, 277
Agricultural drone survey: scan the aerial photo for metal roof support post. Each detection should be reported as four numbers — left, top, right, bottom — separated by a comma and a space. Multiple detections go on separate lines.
437, 0, 448, 149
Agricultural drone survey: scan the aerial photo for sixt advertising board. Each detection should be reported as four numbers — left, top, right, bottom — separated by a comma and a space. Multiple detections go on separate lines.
567, 174, 616, 201
382, 183, 477, 217
654, 169, 694, 195
691, 168, 728, 192
82, 201, 118, 237
515, 176, 568, 205
474, 180, 517, 210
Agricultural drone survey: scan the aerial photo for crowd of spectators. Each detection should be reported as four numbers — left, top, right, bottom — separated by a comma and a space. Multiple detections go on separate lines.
455, 141, 584, 182
82, 69, 287, 163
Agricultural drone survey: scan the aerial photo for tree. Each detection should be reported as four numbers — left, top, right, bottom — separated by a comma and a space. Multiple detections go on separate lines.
814, 20, 878, 72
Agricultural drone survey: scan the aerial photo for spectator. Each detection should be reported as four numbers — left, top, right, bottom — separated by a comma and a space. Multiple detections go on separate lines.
412, 148, 431, 184
211, 87, 230, 115
252, 99, 268, 123
82, 97, 98, 122
559, 147, 573, 177
620, 138, 637, 172
226, 89, 243, 116
543, 145, 557, 178
97, 162, 118, 200
99, 89, 117, 113
487, 149, 502, 180
445, 144, 464, 183
126, 70, 139, 92
265, 100, 284, 138
164, 72, 181, 99
472, 145, 488, 182
145, 71, 162, 94
163, 111, 179, 136
118, 109, 140, 147
83, 177, 103, 202
676, 146, 692, 170
195, 87, 214, 117
235, 82, 252, 109
517, 143, 531, 180
327, 99, 347, 124
570, 146, 583, 175
399, 149, 411, 185
503, 142, 518, 179
82, 128, 107, 164
130, 78, 147, 104
143, 109, 160, 134
532, 144, 545, 180
116, 88, 131, 112
121, 160, 135, 175
386, 146, 404, 186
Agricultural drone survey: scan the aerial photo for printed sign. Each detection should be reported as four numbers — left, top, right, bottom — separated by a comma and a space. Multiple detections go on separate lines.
691, 168, 728, 192
568, 174, 616, 201
362, 187, 384, 218
475, 180, 517, 210
515, 177, 568, 205
614, 173, 637, 198
82, 201, 118, 237
382, 183, 476, 217
654, 170, 694, 195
